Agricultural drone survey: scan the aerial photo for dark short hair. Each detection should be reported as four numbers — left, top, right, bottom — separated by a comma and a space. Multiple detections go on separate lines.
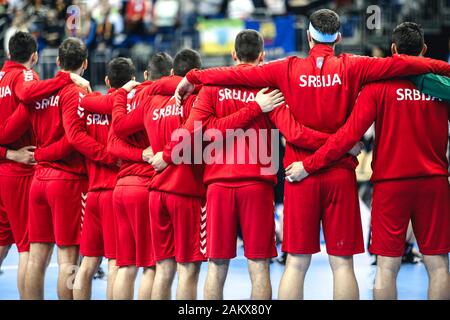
147, 52, 173, 80
234, 29, 264, 63
173, 49, 202, 77
58, 37, 88, 71
309, 9, 340, 44
392, 22, 424, 56
9, 32, 38, 63
106, 57, 136, 88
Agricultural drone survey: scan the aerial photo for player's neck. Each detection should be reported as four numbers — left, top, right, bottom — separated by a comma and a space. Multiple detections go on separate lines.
16, 60, 33, 70
236, 60, 260, 66
62, 67, 83, 76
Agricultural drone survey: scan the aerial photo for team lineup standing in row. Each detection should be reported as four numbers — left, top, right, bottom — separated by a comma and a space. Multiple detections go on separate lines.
0, 8, 449, 300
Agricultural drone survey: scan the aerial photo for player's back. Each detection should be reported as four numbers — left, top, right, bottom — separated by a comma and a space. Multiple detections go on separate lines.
201, 85, 276, 185
143, 76, 204, 198
0, 62, 34, 173
116, 82, 155, 179
368, 80, 449, 182
278, 46, 369, 170
31, 84, 86, 177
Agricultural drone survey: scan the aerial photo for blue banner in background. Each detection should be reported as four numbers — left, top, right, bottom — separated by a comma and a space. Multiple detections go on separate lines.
245, 15, 296, 57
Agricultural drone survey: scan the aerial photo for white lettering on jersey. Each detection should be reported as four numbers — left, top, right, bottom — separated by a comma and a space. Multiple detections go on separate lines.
35, 95, 59, 110
217, 88, 256, 103
299, 73, 342, 88
152, 104, 183, 120
127, 101, 137, 114
23, 70, 34, 82
77, 106, 85, 118
86, 113, 110, 126
396, 88, 441, 101
0, 85, 12, 98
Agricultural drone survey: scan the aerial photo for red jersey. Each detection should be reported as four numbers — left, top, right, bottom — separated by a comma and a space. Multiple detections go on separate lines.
161, 65, 331, 186
186, 45, 450, 171
110, 81, 155, 180
303, 80, 450, 182
0, 83, 86, 179
78, 88, 119, 191
113, 76, 204, 198
0, 60, 72, 176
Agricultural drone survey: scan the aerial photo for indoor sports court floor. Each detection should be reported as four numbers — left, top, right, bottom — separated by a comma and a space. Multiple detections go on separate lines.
0, 201, 430, 300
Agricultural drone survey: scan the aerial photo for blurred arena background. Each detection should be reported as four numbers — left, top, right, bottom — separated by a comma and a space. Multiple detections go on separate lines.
0, 0, 449, 300
0, 0, 449, 90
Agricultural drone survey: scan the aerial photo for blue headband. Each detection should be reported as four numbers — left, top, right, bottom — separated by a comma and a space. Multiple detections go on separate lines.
308, 22, 339, 43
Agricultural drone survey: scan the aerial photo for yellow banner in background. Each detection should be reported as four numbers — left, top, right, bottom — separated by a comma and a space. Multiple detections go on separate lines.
197, 19, 245, 56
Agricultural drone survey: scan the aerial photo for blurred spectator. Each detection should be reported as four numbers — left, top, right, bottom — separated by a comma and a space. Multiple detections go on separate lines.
198, 0, 226, 19
227, 0, 254, 19
125, 0, 152, 34
54, 0, 69, 21
91, 0, 118, 49
179, 0, 199, 48
264, 0, 286, 16
153, 0, 180, 33
364, 45, 386, 58
4, 9, 28, 56
26, 0, 49, 34
43, 9, 65, 48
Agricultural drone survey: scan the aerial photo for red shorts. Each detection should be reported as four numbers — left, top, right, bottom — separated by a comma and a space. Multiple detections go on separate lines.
80, 190, 116, 259
149, 190, 206, 263
283, 168, 364, 256
0, 208, 13, 248
0, 175, 32, 252
370, 176, 450, 257
206, 182, 277, 259
113, 176, 154, 267
29, 177, 87, 246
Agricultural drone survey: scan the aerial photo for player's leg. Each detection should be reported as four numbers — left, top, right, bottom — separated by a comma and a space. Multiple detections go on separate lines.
107, 258, 118, 300
149, 191, 177, 300
56, 245, 80, 300
17, 251, 29, 298
204, 184, 237, 300
112, 183, 138, 300
177, 262, 202, 300
374, 256, 401, 299
24, 178, 55, 300
322, 169, 363, 300
237, 183, 277, 300
48, 178, 84, 300
247, 259, 271, 300
423, 254, 450, 300
24, 243, 54, 300
370, 180, 411, 300
278, 253, 312, 299
74, 191, 103, 300
278, 178, 320, 300
131, 178, 155, 300
138, 267, 156, 300
411, 177, 450, 300
152, 258, 177, 300
99, 190, 118, 300
204, 259, 230, 300
328, 255, 359, 299
169, 194, 205, 300
0, 198, 13, 270
114, 265, 138, 300
73, 256, 101, 300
